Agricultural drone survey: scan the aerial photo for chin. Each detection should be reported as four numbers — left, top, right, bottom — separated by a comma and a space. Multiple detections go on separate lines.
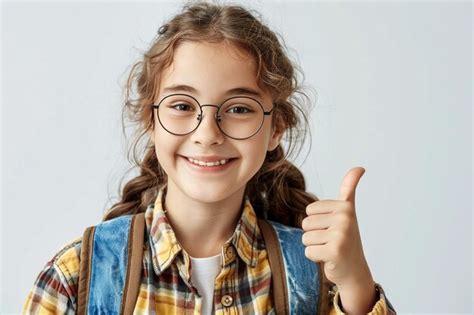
182, 181, 243, 204
193, 188, 235, 204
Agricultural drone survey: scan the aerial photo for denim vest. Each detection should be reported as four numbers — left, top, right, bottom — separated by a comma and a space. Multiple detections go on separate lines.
84, 215, 322, 314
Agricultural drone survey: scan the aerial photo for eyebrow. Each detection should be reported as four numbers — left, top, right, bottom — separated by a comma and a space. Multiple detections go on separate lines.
162, 84, 264, 99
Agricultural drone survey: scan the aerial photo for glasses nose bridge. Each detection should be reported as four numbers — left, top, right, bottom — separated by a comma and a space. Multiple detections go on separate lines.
198, 104, 221, 121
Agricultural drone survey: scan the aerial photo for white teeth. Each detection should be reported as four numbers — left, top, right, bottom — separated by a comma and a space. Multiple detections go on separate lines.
186, 157, 230, 167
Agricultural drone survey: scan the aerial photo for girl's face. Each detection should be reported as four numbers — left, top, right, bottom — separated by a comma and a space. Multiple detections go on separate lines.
150, 41, 282, 204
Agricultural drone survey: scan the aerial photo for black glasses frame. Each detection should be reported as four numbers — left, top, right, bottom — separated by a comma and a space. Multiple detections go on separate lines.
151, 93, 274, 140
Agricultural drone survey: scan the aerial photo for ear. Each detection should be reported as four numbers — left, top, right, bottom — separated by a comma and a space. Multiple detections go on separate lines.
267, 117, 284, 152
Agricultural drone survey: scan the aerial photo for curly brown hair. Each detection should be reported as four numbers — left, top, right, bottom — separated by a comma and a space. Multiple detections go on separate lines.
103, 1, 318, 228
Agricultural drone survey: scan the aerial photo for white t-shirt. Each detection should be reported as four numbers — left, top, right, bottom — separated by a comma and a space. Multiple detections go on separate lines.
190, 253, 222, 315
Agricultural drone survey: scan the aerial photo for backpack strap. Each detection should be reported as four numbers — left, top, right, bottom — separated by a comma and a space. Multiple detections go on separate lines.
259, 219, 332, 315
77, 213, 145, 315
121, 213, 145, 314
257, 218, 289, 314
77, 224, 95, 314
77, 213, 329, 314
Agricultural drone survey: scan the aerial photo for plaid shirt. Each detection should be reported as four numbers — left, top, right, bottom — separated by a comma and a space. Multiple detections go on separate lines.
23, 188, 395, 314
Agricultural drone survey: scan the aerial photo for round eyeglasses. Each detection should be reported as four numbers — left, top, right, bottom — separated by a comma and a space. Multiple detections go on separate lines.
151, 93, 274, 140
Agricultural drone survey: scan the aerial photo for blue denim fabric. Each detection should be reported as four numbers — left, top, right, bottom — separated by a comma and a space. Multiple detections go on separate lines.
88, 215, 132, 314
87, 216, 319, 314
268, 220, 320, 315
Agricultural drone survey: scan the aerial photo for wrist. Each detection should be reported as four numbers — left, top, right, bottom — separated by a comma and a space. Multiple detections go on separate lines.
336, 278, 378, 314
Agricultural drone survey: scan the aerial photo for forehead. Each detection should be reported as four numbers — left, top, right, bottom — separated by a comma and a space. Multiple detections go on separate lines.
159, 41, 268, 100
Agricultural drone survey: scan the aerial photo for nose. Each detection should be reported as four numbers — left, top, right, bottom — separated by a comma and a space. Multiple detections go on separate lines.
190, 104, 225, 146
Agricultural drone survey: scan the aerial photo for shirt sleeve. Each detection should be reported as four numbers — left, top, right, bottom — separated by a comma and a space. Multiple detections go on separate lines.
22, 239, 81, 315
328, 282, 397, 315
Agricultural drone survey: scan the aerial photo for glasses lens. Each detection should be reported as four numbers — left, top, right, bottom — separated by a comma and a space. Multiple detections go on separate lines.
158, 94, 200, 135
218, 97, 264, 139
156, 94, 266, 139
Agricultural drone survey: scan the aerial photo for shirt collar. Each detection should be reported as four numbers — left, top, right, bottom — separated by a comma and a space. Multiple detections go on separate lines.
145, 186, 264, 278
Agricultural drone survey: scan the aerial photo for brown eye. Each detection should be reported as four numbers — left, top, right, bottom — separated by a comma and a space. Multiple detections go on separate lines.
171, 103, 194, 111
226, 106, 253, 114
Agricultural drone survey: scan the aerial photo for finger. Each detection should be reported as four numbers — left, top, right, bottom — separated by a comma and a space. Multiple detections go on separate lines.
302, 230, 330, 246
306, 200, 341, 215
304, 244, 332, 263
339, 167, 366, 203
301, 213, 332, 231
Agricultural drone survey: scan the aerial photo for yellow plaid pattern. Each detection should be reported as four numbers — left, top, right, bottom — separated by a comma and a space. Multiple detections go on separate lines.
23, 188, 392, 314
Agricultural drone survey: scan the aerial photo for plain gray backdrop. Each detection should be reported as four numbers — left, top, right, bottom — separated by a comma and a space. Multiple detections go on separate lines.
1, 0, 472, 314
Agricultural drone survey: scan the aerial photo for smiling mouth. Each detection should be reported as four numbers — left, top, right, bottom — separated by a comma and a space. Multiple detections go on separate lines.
186, 157, 230, 166
179, 155, 238, 167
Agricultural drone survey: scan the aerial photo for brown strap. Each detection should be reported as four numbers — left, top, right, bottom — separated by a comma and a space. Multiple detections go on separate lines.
257, 219, 333, 315
77, 225, 96, 315
120, 212, 145, 315
257, 219, 289, 315
77, 213, 145, 315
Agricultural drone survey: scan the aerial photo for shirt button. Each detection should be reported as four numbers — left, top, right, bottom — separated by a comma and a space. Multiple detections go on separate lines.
221, 294, 234, 307
225, 246, 235, 260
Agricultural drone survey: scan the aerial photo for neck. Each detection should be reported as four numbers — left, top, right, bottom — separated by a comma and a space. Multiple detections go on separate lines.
163, 181, 245, 258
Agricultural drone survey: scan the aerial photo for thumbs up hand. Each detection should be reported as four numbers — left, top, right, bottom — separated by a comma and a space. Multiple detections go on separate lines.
301, 167, 374, 288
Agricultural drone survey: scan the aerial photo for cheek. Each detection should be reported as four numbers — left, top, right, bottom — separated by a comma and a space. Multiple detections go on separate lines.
153, 130, 179, 168
240, 134, 271, 170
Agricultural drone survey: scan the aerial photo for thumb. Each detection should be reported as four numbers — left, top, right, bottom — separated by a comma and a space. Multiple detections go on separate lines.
338, 167, 366, 203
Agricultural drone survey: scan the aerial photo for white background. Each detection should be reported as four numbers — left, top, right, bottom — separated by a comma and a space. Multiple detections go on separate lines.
1, 0, 472, 314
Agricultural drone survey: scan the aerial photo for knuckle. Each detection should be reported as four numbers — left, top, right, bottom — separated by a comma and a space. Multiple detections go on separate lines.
301, 233, 308, 245
306, 202, 317, 215
301, 217, 309, 230
305, 246, 316, 261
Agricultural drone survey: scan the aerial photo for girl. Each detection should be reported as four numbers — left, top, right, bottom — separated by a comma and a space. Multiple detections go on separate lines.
23, 2, 396, 314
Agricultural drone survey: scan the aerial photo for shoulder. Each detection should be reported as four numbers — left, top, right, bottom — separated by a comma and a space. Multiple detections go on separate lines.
37, 236, 84, 301
51, 215, 136, 270
51, 236, 83, 283
41, 215, 137, 287
52, 214, 138, 267
25, 216, 139, 313
23, 237, 83, 313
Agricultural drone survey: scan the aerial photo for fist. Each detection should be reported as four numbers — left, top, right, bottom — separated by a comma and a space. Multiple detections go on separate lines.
301, 167, 372, 287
